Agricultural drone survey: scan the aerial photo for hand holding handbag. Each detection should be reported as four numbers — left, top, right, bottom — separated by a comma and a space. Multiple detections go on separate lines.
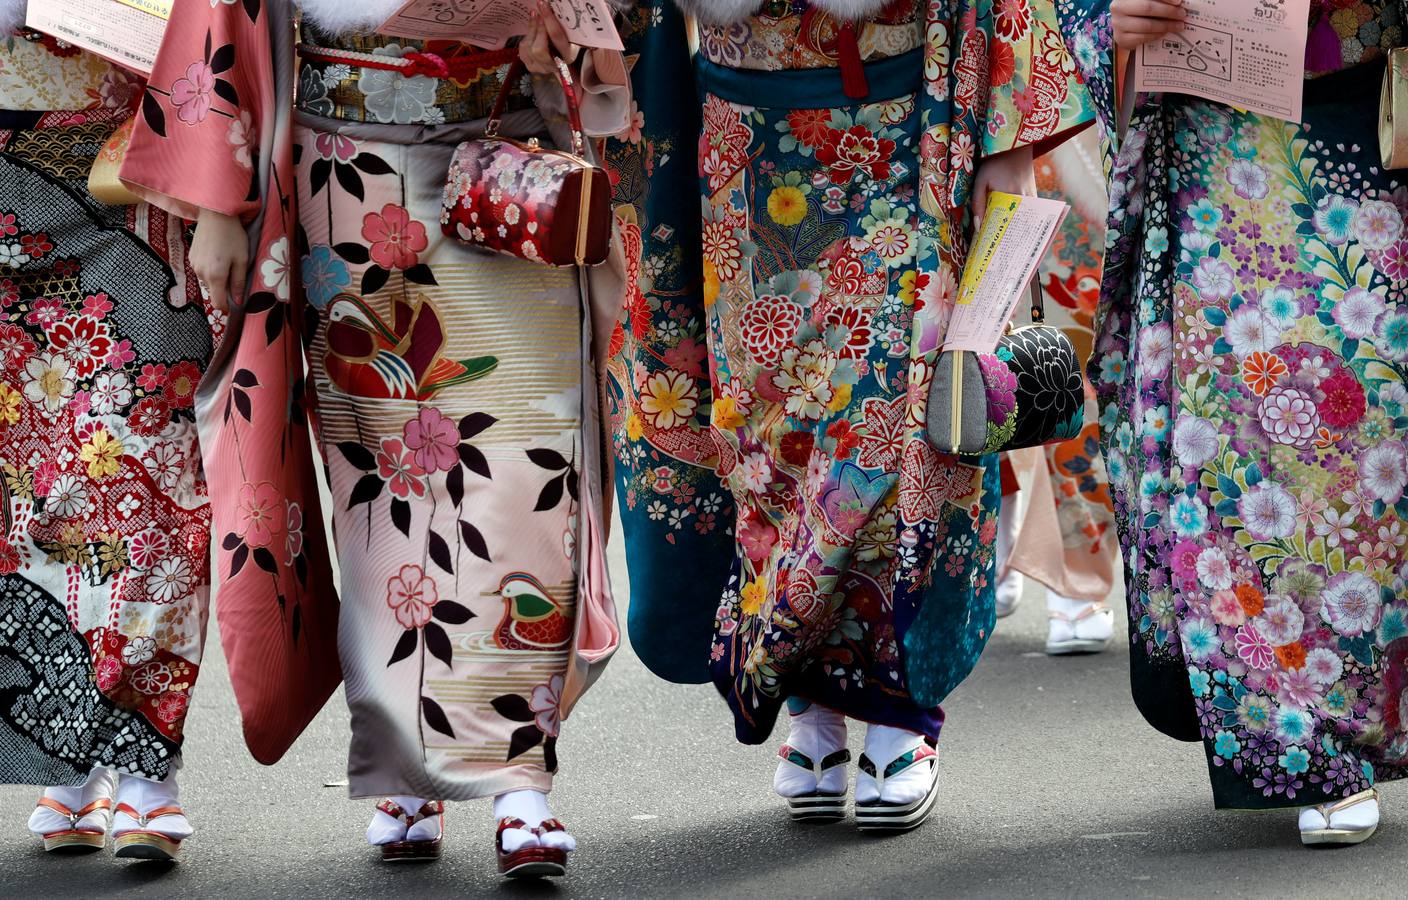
441, 57, 612, 267
925, 281, 1085, 456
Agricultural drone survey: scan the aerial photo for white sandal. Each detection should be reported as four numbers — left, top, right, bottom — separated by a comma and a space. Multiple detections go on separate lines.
776, 744, 851, 822
1046, 601, 1114, 655
1299, 788, 1380, 846
854, 739, 939, 832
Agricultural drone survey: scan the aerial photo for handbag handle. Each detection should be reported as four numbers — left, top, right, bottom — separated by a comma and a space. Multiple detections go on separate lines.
485, 56, 587, 157
1029, 278, 1046, 324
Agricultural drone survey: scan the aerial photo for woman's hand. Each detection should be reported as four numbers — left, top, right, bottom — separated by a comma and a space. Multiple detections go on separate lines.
1112, 0, 1187, 49
970, 144, 1036, 227
519, 0, 580, 76
190, 208, 248, 313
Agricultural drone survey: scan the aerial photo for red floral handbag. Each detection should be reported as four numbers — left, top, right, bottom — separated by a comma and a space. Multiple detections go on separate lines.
442, 57, 612, 267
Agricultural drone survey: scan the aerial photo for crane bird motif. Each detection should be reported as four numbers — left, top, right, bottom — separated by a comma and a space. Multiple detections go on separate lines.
484, 573, 572, 652
324, 292, 498, 401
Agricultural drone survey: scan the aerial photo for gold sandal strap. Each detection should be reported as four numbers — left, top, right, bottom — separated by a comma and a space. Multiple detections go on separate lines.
1316, 787, 1379, 818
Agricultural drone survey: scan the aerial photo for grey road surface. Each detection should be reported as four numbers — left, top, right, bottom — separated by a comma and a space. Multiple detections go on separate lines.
0, 524, 1401, 899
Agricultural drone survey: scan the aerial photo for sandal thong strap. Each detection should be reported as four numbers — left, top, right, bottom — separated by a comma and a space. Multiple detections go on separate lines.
778, 744, 851, 778
36, 796, 111, 826
114, 803, 184, 829
1048, 603, 1110, 624
1314, 787, 1379, 819
377, 798, 444, 826
858, 742, 936, 781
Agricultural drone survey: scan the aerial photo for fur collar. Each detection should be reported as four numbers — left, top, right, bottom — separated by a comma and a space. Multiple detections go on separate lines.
300, 0, 635, 36
673, 0, 893, 26
0, 0, 26, 37
297, 0, 405, 35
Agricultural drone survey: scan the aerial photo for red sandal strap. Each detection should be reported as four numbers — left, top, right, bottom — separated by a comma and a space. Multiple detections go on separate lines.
536, 818, 567, 834
115, 802, 184, 823
376, 798, 408, 822
36, 796, 111, 819
413, 800, 445, 821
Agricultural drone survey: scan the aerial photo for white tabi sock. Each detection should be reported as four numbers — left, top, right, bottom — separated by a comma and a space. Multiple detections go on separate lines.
1299, 795, 1380, 834
855, 724, 935, 806
114, 770, 192, 841
28, 768, 116, 838
774, 701, 848, 798
366, 796, 442, 846
995, 492, 1025, 617
494, 790, 575, 854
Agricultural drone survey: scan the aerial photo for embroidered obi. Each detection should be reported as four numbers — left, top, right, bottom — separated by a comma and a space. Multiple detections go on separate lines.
694, 0, 922, 71
295, 24, 534, 125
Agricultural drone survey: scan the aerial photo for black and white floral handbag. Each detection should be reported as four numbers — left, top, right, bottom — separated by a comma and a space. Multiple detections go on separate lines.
926, 281, 1085, 456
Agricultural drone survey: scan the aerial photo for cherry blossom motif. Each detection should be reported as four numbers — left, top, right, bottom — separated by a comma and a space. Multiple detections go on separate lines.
387, 564, 438, 630
362, 203, 428, 270
403, 408, 458, 473
261, 237, 291, 300
46, 315, 113, 379
376, 437, 428, 499
170, 61, 215, 125
529, 674, 565, 737
95, 656, 123, 692
236, 481, 283, 549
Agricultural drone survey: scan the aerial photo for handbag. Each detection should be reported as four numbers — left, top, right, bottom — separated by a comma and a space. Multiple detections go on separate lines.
442, 57, 612, 267
1383, 45, 1408, 169
925, 281, 1085, 456
88, 117, 142, 206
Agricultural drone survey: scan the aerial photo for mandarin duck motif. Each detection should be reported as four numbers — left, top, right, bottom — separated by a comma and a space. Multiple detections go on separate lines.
486, 573, 571, 652
324, 292, 497, 401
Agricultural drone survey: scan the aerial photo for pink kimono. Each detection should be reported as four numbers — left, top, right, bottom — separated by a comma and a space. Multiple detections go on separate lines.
122, 0, 624, 800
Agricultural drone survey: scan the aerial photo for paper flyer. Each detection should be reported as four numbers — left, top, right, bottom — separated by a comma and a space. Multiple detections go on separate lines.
379, 0, 624, 51
944, 192, 1069, 355
26, 0, 169, 75
1132, 0, 1312, 123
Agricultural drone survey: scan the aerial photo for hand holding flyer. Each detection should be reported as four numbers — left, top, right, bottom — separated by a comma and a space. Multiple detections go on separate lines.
1132, 0, 1312, 123
943, 192, 1069, 355
25, 0, 169, 75
379, 0, 623, 50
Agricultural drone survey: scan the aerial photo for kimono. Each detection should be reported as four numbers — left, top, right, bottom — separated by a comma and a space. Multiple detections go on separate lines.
0, 32, 215, 786
1061, 0, 1408, 808
123, 1, 626, 800
606, 0, 736, 686
627, 0, 1092, 744
1006, 123, 1117, 602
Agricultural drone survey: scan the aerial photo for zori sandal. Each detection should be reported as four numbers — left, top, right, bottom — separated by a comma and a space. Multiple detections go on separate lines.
112, 803, 186, 861
777, 744, 851, 822
497, 817, 568, 878
377, 799, 445, 862
854, 739, 940, 833
1299, 788, 1381, 846
32, 796, 112, 853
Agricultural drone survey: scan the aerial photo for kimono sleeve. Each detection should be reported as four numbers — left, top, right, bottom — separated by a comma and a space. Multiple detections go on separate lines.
981, 0, 1094, 159
120, 0, 274, 222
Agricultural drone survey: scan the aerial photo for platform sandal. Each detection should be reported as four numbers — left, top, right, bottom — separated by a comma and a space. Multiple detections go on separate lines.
112, 803, 186, 861
1045, 601, 1114, 655
377, 799, 445, 862
33, 796, 112, 853
1299, 788, 1380, 846
777, 744, 851, 822
854, 739, 939, 833
497, 817, 568, 878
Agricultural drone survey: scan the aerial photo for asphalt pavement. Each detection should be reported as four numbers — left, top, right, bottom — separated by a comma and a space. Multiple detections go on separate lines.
0, 518, 1402, 899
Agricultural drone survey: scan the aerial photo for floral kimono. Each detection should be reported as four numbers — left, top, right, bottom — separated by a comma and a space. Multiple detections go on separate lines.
0, 30, 216, 785
1006, 122, 1117, 602
123, 1, 625, 800
629, 0, 1092, 744
606, 0, 737, 686
1060, 0, 1408, 808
